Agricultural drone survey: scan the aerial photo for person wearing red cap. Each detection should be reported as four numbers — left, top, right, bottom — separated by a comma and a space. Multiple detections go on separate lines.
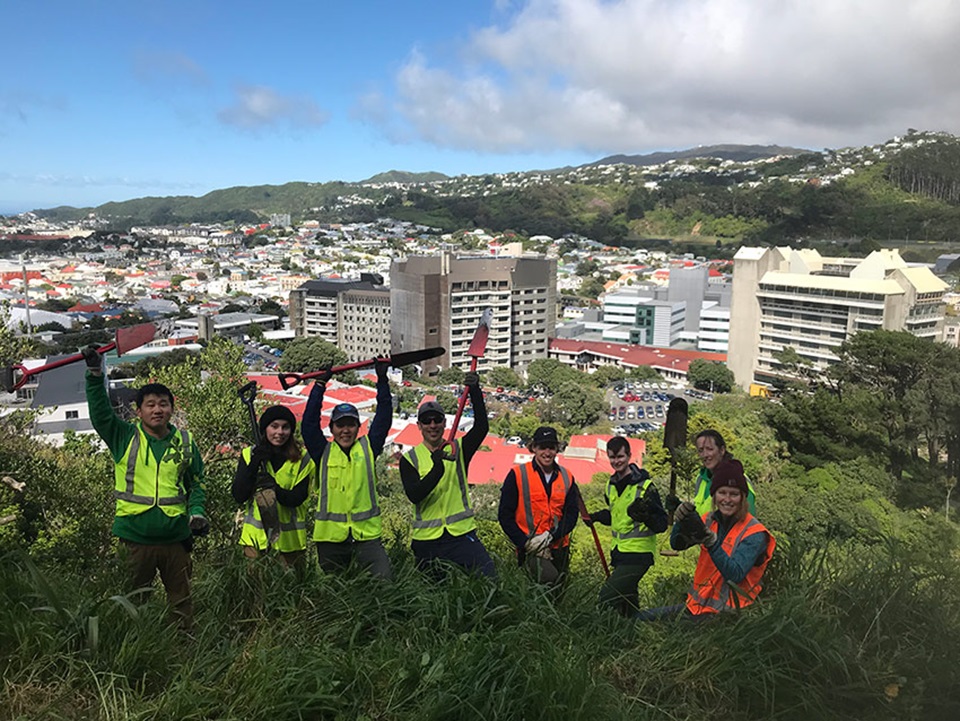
301, 362, 394, 579
233, 404, 314, 571
637, 459, 775, 620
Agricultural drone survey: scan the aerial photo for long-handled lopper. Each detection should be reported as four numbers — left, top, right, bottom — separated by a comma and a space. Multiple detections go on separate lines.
660, 397, 689, 557
277, 347, 446, 390
577, 494, 611, 578
237, 380, 281, 546
1, 322, 157, 393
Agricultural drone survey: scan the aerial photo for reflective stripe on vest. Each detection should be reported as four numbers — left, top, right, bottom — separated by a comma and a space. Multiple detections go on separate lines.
315, 436, 379, 522
516, 462, 571, 546
405, 442, 474, 530
606, 475, 656, 546
240, 452, 312, 552
114, 428, 189, 506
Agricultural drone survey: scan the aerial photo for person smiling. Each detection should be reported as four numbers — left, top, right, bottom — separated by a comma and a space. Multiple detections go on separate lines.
498, 426, 581, 589
232, 405, 314, 570
637, 459, 775, 621
400, 371, 495, 579
302, 362, 393, 579
587, 435, 667, 615
691, 430, 755, 517
83, 346, 206, 629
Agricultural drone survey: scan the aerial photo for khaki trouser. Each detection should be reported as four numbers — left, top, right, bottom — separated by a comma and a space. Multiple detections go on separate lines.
120, 539, 193, 628
242, 544, 306, 572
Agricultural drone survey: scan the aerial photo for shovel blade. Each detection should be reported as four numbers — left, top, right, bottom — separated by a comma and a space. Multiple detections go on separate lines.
467, 308, 493, 358
664, 397, 689, 453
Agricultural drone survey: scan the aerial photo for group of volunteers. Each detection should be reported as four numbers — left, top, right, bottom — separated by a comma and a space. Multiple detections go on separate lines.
83, 347, 774, 629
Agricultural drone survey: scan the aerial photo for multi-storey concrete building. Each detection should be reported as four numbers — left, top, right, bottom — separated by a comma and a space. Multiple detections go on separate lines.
728, 247, 947, 389
288, 274, 391, 360
390, 252, 556, 376
600, 288, 685, 346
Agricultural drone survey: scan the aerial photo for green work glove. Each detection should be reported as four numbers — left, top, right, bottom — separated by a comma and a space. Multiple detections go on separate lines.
81, 344, 102, 370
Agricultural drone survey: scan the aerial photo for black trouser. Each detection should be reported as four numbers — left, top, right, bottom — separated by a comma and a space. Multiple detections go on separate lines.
598, 553, 654, 617
315, 537, 392, 580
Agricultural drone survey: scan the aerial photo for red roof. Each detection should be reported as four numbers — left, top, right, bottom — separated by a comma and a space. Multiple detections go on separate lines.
549, 337, 726, 372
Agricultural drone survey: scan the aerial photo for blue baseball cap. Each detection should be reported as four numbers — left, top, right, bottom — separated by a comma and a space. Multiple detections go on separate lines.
330, 403, 360, 423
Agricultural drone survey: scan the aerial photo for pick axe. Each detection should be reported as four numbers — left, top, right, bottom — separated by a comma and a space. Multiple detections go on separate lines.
237, 380, 281, 546
1, 322, 157, 393
444, 309, 492, 457
660, 397, 689, 557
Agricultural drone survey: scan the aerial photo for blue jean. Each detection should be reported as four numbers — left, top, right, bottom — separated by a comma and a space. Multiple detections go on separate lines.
411, 530, 497, 580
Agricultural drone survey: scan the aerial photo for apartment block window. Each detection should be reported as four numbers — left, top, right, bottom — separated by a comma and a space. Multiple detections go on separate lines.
66, 410, 80, 420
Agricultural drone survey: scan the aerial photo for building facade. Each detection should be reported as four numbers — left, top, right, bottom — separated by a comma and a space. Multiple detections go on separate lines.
728, 247, 948, 389
288, 274, 391, 360
390, 252, 556, 375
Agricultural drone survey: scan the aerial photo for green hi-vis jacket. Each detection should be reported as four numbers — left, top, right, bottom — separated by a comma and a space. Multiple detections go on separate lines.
240, 447, 314, 552
606, 474, 657, 554
313, 436, 382, 543
405, 440, 476, 541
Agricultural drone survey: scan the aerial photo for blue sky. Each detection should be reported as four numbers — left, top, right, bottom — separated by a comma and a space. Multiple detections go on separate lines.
3, 0, 959, 213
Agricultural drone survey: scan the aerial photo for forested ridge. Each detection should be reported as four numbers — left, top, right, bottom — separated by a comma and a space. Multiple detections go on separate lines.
1, 331, 958, 720
24, 130, 960, 249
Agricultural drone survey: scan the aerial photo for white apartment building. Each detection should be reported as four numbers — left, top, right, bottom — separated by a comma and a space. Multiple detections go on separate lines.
600, 288, 684, 346
728, 247, 947, 389
698, 302, 730, 353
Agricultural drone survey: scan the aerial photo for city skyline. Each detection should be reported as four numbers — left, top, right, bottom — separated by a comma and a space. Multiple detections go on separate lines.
3, 1, 960, 213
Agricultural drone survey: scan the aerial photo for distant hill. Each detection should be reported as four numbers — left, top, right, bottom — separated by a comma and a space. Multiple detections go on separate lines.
590, 144, 809, 167
360, 170, 449, 184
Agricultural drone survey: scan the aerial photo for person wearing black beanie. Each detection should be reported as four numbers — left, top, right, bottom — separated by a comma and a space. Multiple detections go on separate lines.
232, 404, 314, 570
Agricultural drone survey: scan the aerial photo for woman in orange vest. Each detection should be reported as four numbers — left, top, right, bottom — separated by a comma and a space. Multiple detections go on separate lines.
636, 459, 775, 620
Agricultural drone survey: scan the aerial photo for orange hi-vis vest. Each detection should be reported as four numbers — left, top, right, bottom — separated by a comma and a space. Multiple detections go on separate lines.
513, 461, 573, 549
686, 512, 776, 615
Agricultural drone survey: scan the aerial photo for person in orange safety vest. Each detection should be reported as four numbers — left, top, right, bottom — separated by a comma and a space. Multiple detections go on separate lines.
498, 426, 581, 588
636, 459, 775, 621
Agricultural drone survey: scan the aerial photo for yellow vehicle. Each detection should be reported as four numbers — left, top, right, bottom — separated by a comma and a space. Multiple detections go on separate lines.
749, 383, 770, 398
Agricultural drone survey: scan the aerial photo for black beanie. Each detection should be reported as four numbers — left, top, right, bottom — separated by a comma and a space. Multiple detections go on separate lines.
259, 405, 297, 436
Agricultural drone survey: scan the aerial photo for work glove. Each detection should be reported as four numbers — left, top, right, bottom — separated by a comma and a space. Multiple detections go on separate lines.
314, 369, 334, 387
524, 531, 552, 556
375, 360, 390, 382
188, 514, 210, 537
81, 344, 102, 370
627, 495, 654, 525
250, 442, 274, 464
587, 508, 611, 526
674, 501, 697, 524
463, 371, 480, 388
677, 509, 713, 546
664, 493, 682, 514
431, 447, 450, 468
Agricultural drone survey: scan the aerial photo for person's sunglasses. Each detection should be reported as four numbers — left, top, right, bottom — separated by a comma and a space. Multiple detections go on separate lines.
420, 415, 445, 425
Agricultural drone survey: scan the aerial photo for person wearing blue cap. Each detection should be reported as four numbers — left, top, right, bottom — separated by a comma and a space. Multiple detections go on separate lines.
302, 361, 394, 579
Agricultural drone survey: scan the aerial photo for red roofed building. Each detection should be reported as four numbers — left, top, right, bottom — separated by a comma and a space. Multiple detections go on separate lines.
549, 337, 726, 383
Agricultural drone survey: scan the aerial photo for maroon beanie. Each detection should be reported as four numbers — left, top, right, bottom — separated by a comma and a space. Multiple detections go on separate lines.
710, 459, 748, 496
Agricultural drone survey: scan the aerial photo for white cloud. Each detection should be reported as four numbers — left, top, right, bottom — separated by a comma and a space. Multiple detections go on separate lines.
378, 0, 960, 152
218, 85, 329, 131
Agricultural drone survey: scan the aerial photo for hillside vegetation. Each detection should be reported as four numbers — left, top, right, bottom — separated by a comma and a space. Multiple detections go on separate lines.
1, 335, 958, 720
27, 131, 960, 249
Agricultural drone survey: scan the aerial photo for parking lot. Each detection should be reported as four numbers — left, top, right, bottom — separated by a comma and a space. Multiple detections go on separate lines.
606, 381, 712, 437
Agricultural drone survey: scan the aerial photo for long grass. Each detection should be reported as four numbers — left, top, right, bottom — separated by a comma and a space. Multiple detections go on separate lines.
3, 530, 959, 721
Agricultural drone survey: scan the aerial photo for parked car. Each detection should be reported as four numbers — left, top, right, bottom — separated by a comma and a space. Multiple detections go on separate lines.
618, 407, 627, 420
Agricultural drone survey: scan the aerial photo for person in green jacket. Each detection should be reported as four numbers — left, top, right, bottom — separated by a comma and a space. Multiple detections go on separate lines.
83, 347, 207, 629
691, 430, 755, 517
